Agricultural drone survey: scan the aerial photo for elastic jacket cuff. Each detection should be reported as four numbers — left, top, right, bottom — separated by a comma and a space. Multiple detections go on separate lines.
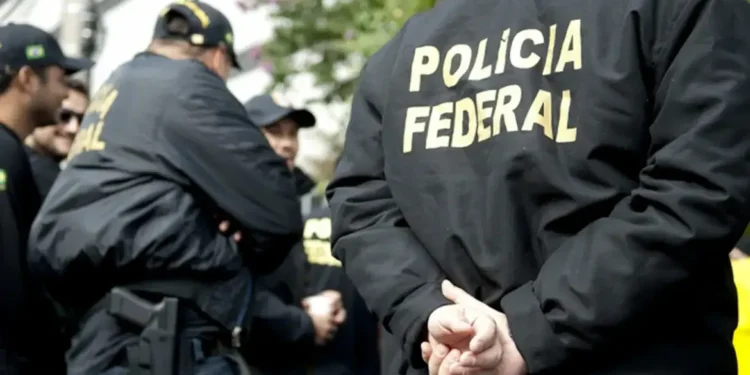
500, 282, 567, 374
393, 282, 452, 369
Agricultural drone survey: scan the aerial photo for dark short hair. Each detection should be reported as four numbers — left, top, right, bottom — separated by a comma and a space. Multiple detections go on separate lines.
0, 65, 48, 95
150, 13, 209, 58
166, 12, 191, 36
66, 77, 89, 98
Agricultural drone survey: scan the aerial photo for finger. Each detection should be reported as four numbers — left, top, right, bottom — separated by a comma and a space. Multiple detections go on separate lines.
460, 342, 503, 370
333, 299, 343, 310
441, 280, 476, 306
438, 349, 461, 375
464, 311, 497, 354
324, 290, 343, 305
232, 231, 242, 242
428, 343, 449, 375
429, 308, 473, 341
333, 308, 347, 324
219, 221, 230, 233
421, 342, 432, 363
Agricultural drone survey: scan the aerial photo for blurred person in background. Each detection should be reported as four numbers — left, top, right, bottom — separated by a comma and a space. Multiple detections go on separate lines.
26, 2, 301, 374
732, 233, 750, 375
25, 78, 89, 197
0, 23, 93, 374
242, 93, 347, 374
302, 203, 381, 375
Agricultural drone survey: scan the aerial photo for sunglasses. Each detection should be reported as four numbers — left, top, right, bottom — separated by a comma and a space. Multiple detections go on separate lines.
57, 108, 85, 125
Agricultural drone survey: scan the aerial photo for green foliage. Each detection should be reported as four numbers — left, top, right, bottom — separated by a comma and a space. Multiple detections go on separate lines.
260, 0, 438, 103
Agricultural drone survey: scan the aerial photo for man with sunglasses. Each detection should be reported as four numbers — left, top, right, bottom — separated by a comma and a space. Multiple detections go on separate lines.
25, 78, 89, 197
0, 23, 93, 374
27, 1, 301, 374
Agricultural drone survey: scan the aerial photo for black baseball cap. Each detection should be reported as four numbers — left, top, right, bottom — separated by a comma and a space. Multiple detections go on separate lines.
153, 1, 240, 69
0, 23, 94, 75
244, 94, 316, 129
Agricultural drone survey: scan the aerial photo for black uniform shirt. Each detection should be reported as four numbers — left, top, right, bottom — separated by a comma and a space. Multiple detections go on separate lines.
328, 0, 750, 374
0, 124, 64, 368
0, 124, 39, 346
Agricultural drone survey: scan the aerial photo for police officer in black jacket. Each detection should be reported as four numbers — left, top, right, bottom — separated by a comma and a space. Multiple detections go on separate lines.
327, 0, 750, 374
27, 2, 301, 374
242, 94, 347, 374
0, 23, 93, 374
302, 205, 380, 375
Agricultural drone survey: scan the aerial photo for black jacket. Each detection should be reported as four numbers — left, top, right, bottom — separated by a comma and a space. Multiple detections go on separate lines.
327, 0, 750, 374
243, 171, 317, 375
244, 243, 313, 375
27, 52, 303, 330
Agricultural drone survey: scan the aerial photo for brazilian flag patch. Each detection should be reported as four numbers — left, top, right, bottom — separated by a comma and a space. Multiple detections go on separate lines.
0, 169, 6, 191
26, 44, 45, 60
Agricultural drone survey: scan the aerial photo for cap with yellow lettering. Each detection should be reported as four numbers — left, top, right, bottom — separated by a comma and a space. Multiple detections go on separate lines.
0, 23, 94, 74
152, 0, 240, 68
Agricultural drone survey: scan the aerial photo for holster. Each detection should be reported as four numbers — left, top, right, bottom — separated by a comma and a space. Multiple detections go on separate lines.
107, 287, 179, 375
103, 284, 254, 375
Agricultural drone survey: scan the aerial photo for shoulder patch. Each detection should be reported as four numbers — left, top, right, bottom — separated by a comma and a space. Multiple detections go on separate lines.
0, 168, 6, 191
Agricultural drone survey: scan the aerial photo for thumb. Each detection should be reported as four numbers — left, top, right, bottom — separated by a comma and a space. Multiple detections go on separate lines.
441, 280, 472, 304
428, 306, 473, 341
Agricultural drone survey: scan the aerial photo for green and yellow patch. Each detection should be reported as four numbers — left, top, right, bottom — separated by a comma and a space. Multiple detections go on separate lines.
0, 169, 6, 191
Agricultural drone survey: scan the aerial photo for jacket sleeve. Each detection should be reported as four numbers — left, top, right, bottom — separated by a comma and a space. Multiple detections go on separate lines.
326, 39, 451, 369
498, 1, 750, 372
736, 225, 750, 254
737, 235, 750, 254
354, 296, 382, 375
250, 282, 316, 348
160, 69, 302, 271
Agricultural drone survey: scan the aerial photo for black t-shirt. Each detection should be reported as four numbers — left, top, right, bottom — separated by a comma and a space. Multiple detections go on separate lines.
0, 124, 41, 335
0, 124, 64, 372
25, 147, 61, 199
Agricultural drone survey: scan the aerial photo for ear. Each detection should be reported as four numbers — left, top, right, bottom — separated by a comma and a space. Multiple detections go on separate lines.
212, 46, 230, 78
211, 47, 224, 67
15, 65, 38, 93
198, 48, 224, 79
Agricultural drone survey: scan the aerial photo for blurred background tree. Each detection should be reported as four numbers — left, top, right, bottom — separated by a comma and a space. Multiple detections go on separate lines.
253, 0, 438, 103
